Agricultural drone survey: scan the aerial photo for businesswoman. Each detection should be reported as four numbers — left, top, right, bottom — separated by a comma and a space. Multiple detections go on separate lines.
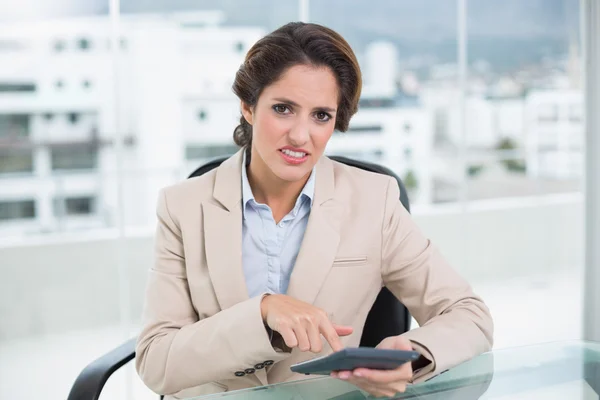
136, 22, 493, 399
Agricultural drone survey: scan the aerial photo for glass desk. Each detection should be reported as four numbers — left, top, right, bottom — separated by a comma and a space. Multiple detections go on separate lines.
191, 341, 600, 399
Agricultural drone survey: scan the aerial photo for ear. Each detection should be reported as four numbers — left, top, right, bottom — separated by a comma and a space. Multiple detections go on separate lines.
240, 101, 253, 125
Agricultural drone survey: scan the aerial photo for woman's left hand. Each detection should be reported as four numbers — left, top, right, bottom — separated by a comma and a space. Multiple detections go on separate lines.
331, 336, 414, 398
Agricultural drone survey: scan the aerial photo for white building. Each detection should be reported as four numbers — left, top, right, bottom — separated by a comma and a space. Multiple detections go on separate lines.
525, 89, 583, 179
363, 41, 398, 98
420, 85, 526, 150
0, 12, 264, 236
0, 12, 435, 237
326, 92, 434, 205
0, 16, 120, 236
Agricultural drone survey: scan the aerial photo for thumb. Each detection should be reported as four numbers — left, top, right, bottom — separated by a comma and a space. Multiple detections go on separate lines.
393, 336, 413, 351
377, 335, 413, 351
333, 324, 354, 337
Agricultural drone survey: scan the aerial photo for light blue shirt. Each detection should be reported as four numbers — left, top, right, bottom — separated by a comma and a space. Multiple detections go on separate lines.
241, 154, 315, 298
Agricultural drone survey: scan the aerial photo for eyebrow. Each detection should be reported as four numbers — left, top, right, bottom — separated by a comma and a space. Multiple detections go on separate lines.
273, 97, 337, 113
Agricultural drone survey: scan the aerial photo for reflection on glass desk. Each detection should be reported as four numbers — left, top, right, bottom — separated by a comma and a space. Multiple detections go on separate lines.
193, 341, 600, 399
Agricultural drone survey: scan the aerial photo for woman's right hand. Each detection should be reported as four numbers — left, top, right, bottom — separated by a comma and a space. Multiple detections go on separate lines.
260, 294, 353, 353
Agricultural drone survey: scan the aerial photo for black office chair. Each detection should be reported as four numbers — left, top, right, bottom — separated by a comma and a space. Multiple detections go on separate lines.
67, 155, 412, 400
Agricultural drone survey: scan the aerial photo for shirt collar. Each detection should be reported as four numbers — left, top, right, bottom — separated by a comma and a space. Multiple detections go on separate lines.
241, 151, 316, 218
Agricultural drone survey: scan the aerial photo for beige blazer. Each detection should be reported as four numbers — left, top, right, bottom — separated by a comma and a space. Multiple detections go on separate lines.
136, 149, 493, 399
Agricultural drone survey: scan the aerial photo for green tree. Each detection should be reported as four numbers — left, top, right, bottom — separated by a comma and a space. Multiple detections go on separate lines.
403, 170, 418, 191
496, 138, 526, 173
467, 164, 485, 177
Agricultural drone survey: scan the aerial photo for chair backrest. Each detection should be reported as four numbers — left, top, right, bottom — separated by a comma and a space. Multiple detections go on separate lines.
188, 154, 412, 347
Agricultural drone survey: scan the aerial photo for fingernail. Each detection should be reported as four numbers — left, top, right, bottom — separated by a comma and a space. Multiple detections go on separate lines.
354, 371, 363, 377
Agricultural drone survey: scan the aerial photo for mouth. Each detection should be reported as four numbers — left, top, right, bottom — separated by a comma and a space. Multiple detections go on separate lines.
279, 148, 309, 165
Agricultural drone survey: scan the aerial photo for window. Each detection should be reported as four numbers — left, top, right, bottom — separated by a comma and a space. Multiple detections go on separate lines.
53, 196, 95, 216
235, 42, 244, 53
0, 200, 35, 221
335, 150, 383, 162
43, 113, 54, 121
185, 144, 238, 160
359, 98, 396, 108
537, 104, 559, 122
0, 149, 33, 174
197, 110, 208, 121
53, 40, 66, 52
51, 145, 98, 170
0, 114, 29, 139
77, 38, 91, 50
55, 80, 64, 90
82, 80, 92, 89
346, 125, 383, 133
0, 83, 36, 93
403, 123, 412, 133
569, 103, 582, 122
0, 40, 25, 51
68, 113, 80, 124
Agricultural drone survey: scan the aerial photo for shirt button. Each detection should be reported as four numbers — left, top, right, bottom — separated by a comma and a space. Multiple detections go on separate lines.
264, 360, 274, 366
245, 368, 256, 374
255, 363, 265, 370
234, 371, 245, 377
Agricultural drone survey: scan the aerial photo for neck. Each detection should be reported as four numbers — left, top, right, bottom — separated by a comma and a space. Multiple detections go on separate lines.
247, 147, 310, 215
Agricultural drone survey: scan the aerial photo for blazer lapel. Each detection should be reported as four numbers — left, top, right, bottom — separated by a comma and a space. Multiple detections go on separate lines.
203, 150, 249, 311
286, 156, 344, 305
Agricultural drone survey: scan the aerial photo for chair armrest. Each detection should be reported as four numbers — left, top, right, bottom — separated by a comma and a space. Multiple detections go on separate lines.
67, 337, 137, 400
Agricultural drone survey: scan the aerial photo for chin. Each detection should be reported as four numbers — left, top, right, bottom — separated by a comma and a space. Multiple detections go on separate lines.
272, 165, 313, 183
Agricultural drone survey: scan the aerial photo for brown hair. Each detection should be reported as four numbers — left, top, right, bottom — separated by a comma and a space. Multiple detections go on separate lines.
232, 22, 362, 148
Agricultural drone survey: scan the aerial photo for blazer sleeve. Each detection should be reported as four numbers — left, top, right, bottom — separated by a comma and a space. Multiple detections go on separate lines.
135, 189, 291, 395
380, 177, 494, 383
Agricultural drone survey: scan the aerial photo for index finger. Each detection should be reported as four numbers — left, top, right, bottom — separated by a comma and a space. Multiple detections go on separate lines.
319, 320, 344, 352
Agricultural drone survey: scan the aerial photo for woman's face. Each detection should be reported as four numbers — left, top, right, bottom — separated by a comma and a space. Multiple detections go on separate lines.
242, 64, 339, 183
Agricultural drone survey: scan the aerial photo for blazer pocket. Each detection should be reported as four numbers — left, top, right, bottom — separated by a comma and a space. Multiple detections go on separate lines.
332, 256, 368, 267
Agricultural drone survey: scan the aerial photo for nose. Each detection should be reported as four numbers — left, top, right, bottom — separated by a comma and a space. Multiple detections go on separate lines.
287, 118, 310, 147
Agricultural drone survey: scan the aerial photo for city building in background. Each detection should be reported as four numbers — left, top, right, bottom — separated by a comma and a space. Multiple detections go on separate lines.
0, 7, 582, 236
0, 12, 263, 235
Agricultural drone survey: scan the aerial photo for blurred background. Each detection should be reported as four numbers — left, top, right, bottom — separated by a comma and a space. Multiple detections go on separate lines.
0, 0, 585, 399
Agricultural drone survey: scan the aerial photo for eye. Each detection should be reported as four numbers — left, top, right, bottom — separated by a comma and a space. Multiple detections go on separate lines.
273, 104, 291, 114
315, 111, 332, 122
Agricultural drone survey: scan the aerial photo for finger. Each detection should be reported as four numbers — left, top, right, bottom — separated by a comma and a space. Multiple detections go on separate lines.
336, 370, 353, 380
393, 336, 414, 351
377, 335, 413, 351
306, 320, 323, 353
353, 364, 413, 384
278, 326, 298, 349
333, 324, 354, 337
320, 321, 344, 352
293, 325, 311, 352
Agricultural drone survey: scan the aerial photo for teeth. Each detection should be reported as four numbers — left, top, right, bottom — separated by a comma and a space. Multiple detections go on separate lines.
281, 149, 306, 158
